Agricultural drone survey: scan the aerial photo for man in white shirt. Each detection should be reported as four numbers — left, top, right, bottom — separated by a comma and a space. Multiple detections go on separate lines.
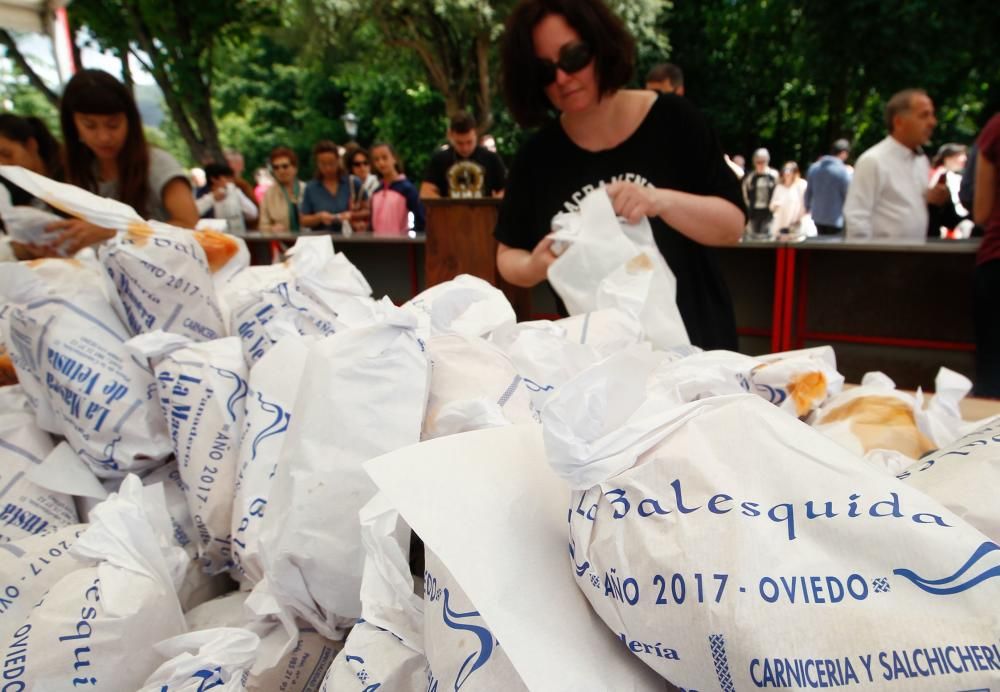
196, 162, 258, 232
844, 89, 950, 241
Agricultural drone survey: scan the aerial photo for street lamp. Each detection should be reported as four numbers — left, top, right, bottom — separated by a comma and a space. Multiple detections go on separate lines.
341, 112, 358, 140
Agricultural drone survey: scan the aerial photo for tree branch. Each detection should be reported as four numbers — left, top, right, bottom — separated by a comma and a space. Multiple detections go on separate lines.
0, 29, 60, 107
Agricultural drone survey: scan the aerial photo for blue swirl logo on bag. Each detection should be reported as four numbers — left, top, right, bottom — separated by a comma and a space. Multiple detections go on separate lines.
894, 542, 1000, 595
250, 392, 290, 461
441, 588, 495, 690
212, 367, 249, 423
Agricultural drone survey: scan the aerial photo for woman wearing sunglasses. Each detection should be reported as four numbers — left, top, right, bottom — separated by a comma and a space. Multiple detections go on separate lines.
496, 0, 747, 349
343, 144, 381, 199
260, 146, 305, 232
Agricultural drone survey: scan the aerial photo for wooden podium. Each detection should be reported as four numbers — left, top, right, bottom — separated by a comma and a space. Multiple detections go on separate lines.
424, 197, 531, 320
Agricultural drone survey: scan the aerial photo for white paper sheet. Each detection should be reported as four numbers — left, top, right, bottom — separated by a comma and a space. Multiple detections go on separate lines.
364, 424, 664, 692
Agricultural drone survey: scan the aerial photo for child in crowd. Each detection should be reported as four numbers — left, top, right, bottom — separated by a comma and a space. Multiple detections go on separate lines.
369, 142, 425, 235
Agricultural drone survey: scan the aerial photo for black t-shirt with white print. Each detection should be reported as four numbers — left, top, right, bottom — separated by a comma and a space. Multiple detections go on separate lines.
494, 93, 746, 350
423, 145, 507, 198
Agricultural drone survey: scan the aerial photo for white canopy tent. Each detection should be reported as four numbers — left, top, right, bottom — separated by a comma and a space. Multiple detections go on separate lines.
1, 0, 74, 85
0, 0, 66, 33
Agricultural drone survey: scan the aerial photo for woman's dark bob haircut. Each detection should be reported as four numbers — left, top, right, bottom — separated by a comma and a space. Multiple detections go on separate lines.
501, 0, 635, 129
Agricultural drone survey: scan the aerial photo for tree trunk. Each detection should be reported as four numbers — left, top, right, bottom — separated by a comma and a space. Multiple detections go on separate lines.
65, 10, 83, 71
120, 46, 134, 96
0, 29, 60, 107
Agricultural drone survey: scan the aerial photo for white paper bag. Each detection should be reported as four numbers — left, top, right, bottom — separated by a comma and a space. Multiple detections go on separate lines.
0, 524, 89, 645
404, 274, 516, 339
187, 591, 341, 692
225, 236, 376, 367
138, 628, 260, 692
130, 331, 249, 574
256, 303, 429, 637
490, 315, 634, 412
8, 476, 188, 691
423, 548, 528, 691
320, 493, 426, 692
424, 333, 535, 440
0, 260, 172, 477
364, 426, 665, 692
230, 335, 314, 586
0, 164, 144, 229
543, 349, 1000, 690
898, 416, 1000, 543
548, 189, 689, 348
99, 223, 248, 342
0, 386, 77, 541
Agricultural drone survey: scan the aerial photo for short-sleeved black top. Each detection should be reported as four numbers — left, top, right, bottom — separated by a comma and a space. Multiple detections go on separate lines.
423, 145, 507, 198
494, 93, 746, 350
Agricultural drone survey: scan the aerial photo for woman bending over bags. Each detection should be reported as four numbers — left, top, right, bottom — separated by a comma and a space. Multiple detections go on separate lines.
0, 113, 70, 260
52, 68, 199, 254
494, 0, 746, 349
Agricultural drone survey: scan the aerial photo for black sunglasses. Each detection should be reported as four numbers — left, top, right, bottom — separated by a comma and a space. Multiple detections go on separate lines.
352, 159, 369, 167
537, 41, 594, 86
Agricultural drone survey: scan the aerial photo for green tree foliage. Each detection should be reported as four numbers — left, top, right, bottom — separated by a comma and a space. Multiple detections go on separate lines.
0, 61, 60, 135
72, 0, 275, 164
665, 0, 1000, 167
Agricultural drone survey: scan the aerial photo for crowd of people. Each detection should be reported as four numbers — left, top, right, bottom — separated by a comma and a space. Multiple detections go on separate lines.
0, 68, 442, 253
0, 0, 998, 391
727, 89, 979, 242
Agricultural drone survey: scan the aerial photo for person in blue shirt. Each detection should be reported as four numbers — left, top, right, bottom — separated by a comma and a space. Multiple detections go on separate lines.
300, 140, 369, 232
805, 139, 852, 235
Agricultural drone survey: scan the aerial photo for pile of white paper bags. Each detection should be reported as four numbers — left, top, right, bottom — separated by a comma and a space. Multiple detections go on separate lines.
1, 173, 996, 691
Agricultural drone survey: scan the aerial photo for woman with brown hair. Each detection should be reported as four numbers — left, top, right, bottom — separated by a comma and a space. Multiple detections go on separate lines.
259, 146, 305, 232
300, 140, 369, 233
58, 69, 197, 237
494, 0, 746, 349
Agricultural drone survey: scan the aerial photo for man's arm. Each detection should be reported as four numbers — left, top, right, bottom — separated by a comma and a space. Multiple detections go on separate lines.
194, 192, 215, 216
238, 189, 259, 221
843, 157, 877, 240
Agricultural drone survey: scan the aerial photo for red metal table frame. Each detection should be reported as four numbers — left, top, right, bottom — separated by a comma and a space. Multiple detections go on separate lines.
760, 239, 978, 353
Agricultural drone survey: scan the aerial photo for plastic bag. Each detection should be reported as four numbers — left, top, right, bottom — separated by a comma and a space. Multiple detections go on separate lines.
0, 523, 89, 645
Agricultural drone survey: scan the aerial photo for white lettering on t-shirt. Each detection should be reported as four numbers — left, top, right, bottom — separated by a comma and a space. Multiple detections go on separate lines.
562, 175, 653, 213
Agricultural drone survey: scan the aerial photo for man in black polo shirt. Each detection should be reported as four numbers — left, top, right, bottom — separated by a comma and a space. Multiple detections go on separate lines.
420, 111, 506, 199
